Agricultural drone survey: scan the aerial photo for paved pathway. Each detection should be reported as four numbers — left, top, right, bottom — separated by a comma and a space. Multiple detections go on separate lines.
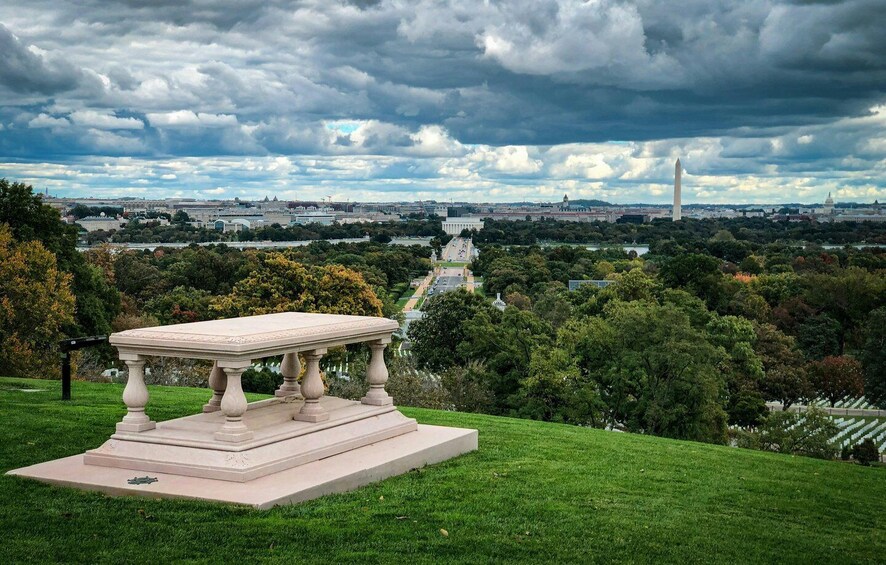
402, 273, 432, 313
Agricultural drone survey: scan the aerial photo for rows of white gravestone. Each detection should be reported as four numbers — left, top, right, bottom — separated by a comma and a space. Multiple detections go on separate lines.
786, 416, 807, 431
832, 417, 886, 450
810, 396, 875, 410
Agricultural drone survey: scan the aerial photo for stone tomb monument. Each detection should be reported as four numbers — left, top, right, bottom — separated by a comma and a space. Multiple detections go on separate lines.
9, 312, 477, 508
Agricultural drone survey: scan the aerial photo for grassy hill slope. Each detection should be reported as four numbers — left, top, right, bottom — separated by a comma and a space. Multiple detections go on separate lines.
1, 377, 883, 564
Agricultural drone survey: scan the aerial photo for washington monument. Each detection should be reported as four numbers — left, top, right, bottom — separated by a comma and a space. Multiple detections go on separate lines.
673, 158, 682, 221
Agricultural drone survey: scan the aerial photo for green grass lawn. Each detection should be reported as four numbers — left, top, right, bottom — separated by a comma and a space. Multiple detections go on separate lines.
1, 377, 884, 564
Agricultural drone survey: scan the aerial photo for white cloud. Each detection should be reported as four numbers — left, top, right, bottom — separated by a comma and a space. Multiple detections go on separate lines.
469, 146, 543, 174
70, 110, 144, 130
0, 1, 884, 203
146, 110, 238, 128
28, 113, 69, 128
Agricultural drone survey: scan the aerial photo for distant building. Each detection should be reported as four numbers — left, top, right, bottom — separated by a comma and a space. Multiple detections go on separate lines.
832, 214, 886, 223
214, 219, 253, 233
615, 214, 649, 224
823, 192, 835, 215
75, 214, 125, 232
291, 213, 335, 226
568, 280, 615, 291
492, 293, 506, 311
442, 217, 484, 235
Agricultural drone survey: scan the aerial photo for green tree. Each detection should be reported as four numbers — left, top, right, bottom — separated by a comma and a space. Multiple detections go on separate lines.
659, 253, 721, 291
521, 346, 583, 422
458, 306, 554, 414
706, 314, 766, 427
861, 307, 886, 408
407, 289, 495, 372
756, 408, 838, 460
532, 288, 573, 329
145, 286, 214, 324
739, 256, 764, 275
801, 268, 886, 352
440, 360, 495, 414
0, 179, 118, 335
0, 224, 75, 378
559, 302, 728, 443
754, 323, 811, 409
172, 210, 191, 224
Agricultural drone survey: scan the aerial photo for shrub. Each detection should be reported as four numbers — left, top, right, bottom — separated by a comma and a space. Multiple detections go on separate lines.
241, 366, 282, 395
756, 407, 839, 460
441, 360, 494, 413
385, 356, 448, 409
851, 439, 880, 466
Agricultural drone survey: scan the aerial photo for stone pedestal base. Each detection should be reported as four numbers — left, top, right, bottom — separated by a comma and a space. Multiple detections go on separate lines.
115, 420, 156, 433
212, 428, 254, 443
83, 396, 418, 482
8, 424, 478, 509
361, 394, 394, 406
292, 411, 330, 423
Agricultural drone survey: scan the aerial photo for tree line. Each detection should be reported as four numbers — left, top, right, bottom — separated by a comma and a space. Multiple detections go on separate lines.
406, 228, 885, 456
0, 179, 435, 379
470, 217, 886, 246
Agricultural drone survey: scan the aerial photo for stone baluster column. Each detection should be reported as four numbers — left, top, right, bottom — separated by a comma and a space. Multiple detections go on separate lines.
294, 348, 329, 422
116, 353, 156, 433
361, 338, 393, 406
203, 361, 227, 412
214, 360, 254, 442
275, 352, 301, 398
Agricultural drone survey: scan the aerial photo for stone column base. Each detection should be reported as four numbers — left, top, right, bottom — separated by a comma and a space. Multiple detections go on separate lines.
360, 395, 394, 406
116, 421, 156, 433
293, 411, 329, 423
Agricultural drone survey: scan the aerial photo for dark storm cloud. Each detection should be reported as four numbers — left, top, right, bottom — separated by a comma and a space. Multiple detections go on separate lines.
0, 0, 883, 202
0, 24, 84, 95
2, 0, 883, 145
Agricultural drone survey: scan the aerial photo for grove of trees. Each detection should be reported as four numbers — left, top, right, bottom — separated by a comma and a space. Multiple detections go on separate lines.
2, 178, 884, 461
408, 226, 886, 453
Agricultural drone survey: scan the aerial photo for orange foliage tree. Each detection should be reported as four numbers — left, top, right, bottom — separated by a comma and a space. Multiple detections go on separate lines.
211, 252, 384, 318
0, 224, 75, 378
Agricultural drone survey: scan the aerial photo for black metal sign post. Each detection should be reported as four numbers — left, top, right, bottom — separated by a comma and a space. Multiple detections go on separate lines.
58, 336, 107, 400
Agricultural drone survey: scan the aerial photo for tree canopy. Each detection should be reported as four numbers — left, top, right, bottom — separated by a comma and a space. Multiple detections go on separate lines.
0, 224, 75, 378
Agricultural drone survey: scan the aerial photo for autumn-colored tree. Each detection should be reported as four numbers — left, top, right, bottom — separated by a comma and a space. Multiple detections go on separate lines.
82, 244, 117, 284
145, 286, 213, 324
0, 224, 75, 378
807, 356, 864, 407
0, 179, 119, 336
211, 252, 383, 318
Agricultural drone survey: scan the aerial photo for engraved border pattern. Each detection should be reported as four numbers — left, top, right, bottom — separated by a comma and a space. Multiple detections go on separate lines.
113, 318, 397, 345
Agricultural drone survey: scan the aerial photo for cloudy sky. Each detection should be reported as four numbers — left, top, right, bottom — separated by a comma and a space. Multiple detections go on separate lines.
1, 0, 884, 204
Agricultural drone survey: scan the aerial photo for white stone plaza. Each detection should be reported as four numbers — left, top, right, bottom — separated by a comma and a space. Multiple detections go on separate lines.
9, 312, 477, 508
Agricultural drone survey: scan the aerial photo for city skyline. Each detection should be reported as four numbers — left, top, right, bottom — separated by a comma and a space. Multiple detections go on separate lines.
1, 1, 884, 203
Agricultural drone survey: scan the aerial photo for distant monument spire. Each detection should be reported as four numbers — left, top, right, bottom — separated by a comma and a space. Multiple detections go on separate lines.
673, 158, 682, 221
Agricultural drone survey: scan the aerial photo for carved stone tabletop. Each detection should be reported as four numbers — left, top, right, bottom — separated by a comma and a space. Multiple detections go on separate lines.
110, 312, 399, 359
